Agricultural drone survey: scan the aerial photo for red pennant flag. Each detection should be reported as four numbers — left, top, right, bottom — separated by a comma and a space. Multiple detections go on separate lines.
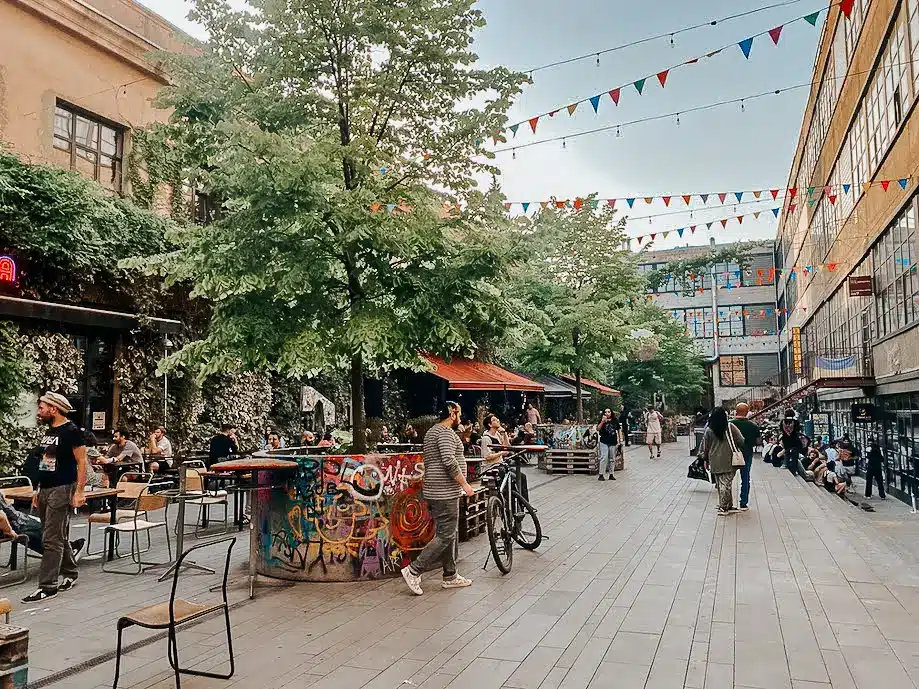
827, 263, 838, 271
573, 198, 583, 210
683, 195, 692, 205
370, 202, 382, 213
637, 236, 643, 245
609, 88, 621, 105
650, 233, 657, 241
504, 202, 512, 211
840, 0, 854, 17
607, 199, 616, 209
721, 219, 728, 228
662, 196, 671, 207
828, 195, 837, 204
690, 226, 696, 233
770, 189, 779, 200
657, 70, 669, 87
882, 180, 891, 191
789, 203, 797, 213
824, 185, 833, 195
737, 216, 744, 224
788, 187, 798, 198
769, 26, 783, 45
556, 201, 567, 209
528, 117, 539, 133
718, 192, 727, 203
549, 110, 558, 118
685, 58, 699, 65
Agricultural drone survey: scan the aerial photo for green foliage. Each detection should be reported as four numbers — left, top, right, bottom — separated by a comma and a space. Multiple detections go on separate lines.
505, 201, 647, 420
0, 150, 173, 302
645, 245, 755, 296
610, 309, 708, 410
128, 0, 530, 451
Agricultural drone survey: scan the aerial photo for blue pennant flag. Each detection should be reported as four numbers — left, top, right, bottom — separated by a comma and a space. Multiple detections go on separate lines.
627, 198, 635, 208
589, 95, 601, 113
735, 192, 744, 202
899, 178, 909, 189
772, 208, 780, 217
843, 183, 851, 194
738, 37, 754, 59
677, 228, 684, 237
386, 203, 396, 213
522, 202, 530, 212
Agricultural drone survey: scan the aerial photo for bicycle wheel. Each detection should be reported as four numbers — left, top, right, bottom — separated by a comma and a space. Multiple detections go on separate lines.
511, 493, 542, 550
486, 495, 513, 574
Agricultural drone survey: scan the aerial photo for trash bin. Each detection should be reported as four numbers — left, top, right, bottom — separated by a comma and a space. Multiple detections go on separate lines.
691, 428, 705, 456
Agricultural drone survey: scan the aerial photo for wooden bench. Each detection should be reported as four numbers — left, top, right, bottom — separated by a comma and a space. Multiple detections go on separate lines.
543, 449, 597, 474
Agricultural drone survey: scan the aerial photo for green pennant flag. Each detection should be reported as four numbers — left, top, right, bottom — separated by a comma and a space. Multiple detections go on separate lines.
590, 199, 599, 209
804, 11, 819, 26
634, 78, 646, 95
509, 123, 520, 137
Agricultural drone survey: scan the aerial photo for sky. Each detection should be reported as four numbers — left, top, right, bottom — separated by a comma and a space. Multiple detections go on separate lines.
138, 0, 825, 251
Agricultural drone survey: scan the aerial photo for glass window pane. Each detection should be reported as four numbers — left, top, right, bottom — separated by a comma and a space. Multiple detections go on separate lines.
100, 127, 117, 156
75, 149, 97, 180
54, 108, 72, 139
75, 116, 98, 149
53, 135, 71, 152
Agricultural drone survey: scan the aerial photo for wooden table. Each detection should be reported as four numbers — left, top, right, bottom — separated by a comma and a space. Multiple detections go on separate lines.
1, 487, 124, 561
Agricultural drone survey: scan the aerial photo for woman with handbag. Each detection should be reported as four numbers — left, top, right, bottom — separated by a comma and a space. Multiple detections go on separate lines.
702, 407, 747, 515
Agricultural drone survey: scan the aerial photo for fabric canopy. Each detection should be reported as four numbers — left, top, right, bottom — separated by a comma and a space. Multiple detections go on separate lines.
560, 375, 620, 396
423, 355, 544, 392
534, 374, 591, 398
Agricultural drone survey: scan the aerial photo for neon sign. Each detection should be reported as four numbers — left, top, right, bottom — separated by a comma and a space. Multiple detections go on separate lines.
0, 256, 16, 284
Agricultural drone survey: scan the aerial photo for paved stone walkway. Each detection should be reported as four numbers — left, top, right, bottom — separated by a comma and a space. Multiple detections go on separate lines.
20, 438, 919, 688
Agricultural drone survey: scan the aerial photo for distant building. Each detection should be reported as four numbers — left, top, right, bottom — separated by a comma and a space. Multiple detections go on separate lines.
637, 240, 779, 410
771, 0, 919, 502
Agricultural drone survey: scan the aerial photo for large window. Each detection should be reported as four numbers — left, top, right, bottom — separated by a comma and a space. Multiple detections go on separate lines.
718, 306, 744, 337
52, 102, 122, 192
720, 356, 747, 386
872, 196, 919, 337
675, 307, 714, 339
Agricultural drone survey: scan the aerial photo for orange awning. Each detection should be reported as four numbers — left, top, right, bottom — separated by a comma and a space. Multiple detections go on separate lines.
423, 355, 544, 392
560, 375, 620, 396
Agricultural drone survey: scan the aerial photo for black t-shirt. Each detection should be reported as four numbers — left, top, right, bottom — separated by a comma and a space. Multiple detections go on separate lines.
209, 434, 238, 464
599, 417, 620, 445
37, 421, 84, 488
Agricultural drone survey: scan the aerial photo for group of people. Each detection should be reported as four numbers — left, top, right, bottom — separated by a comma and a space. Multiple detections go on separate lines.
699, 403, 761, 514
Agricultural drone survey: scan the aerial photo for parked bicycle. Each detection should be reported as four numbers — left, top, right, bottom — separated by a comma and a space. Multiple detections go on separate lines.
481, 449, 543, 574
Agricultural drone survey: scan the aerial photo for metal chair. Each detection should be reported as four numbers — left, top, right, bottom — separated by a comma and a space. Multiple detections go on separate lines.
0, 535, 29, 589
183, 469, 229, 538
113, 537, 236, 689
85, 472, 154, 558
102, 487, 171, 575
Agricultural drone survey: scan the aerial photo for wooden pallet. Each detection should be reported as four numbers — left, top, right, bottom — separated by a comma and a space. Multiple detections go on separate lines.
543, 449, 597, 474
459, 485, 489, 542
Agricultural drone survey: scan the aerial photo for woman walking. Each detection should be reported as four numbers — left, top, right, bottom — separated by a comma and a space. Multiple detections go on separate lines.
702, 407, 746, 515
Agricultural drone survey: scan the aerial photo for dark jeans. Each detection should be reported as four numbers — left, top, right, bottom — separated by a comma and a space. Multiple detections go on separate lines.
865, 463, 886, 498
411, 498, 459, 579
739, 450, 753, 507
37, 484, 78, 589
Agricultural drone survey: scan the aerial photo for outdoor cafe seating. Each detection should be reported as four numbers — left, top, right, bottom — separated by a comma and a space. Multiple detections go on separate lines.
102, 486, 172, 576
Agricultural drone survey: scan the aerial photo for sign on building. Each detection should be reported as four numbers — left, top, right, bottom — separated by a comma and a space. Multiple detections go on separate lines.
792, 327, 803, 374
847, 276, 873, 297
851, 403, 876, 423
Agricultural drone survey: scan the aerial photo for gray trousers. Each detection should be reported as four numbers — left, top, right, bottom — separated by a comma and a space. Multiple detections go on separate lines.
598, 443, 616, 476
411, 498, 459, 579
37, 484, 78, 589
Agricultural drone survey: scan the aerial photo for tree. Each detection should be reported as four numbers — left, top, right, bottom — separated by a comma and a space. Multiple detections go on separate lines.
610, 308, 708, 410
506, 201, 647, 422
130, 0, 528, 451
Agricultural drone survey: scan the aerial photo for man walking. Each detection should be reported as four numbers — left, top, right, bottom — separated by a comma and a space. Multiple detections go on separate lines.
619, 408, 631, 446
402, 401, 474, 595
644, 405, 664, 458
597, 409, 619, 481
864, 437, 887, 499
731, 403, 761, 511
23, 393, 88, 603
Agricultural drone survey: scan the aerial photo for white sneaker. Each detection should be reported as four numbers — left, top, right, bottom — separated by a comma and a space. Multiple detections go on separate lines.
401, 566, 423, 595
442, 574, 473, 589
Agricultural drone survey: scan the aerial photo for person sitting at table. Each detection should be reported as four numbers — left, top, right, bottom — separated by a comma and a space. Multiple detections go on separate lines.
300, 430, 316, 447
264, 431, 285, 452
102, 429, 143, 465
208, 424, 239, 467
512, 422, 537, 446
480, 415, 511, 461
146, 427, 174, 473
0, 493, 85, 562
317, 430, 335, 448
401, 423, 419, 444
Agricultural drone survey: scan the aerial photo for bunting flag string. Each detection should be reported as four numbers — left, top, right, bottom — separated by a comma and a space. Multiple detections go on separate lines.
371, 177, 912, 217
503, 4, 836, 138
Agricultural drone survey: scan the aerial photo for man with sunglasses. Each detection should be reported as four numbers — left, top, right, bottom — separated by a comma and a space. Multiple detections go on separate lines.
402, 401, 475, 595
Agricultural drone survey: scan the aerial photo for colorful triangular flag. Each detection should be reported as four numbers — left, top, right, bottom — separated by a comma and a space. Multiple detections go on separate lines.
772, 208, 780, 217
769, 26, 783, 45
634, 78, 646, 94
737, 215, 744, 224
735, 192, 744, 202
657, 70, 669, 87
721, 219, 728, 228
683, 195, 692, 205
804, 11, 820, 26
509, 124, 519, 137
829, 195, 837, 204
789, 187, 797, 198
662, 196, 672, 207
843, 184, 851, 194
589, 95, 601, 113
522, 202, 530, 212
528, 117, 539, 133
627, 198, 635, 208
700, 194, 709, 204
738, 37, 754, 59
882, 180, 891, 191
567, 103, 578, 115
677, 228, 685, 237
840, 0, 854, 18
644, 197, 654, 204
770, 189, 779, 200
607, 199, 616, 209
504, 202, 512, 211
899, 178, 909, 189
609, 88, 621, 105
386, 203, 396, 213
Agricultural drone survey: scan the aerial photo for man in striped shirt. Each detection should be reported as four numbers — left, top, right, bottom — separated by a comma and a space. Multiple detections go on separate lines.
402, 401, 474, 595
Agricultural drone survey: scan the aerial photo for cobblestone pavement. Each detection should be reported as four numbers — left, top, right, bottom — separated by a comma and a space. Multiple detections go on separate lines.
20, 438, 919, 688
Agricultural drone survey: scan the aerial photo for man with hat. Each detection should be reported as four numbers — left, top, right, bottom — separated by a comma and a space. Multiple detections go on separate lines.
22, 392, 88, 603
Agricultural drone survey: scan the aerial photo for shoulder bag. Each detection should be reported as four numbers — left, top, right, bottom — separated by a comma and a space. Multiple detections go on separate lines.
727, 423, 746, 467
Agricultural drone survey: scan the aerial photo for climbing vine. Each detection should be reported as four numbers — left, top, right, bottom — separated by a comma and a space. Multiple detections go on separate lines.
645, 245, 756, 296
126, 127, 188, 222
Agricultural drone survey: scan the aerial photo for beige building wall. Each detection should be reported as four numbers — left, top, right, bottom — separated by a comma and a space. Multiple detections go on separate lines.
0, 0, 196, 184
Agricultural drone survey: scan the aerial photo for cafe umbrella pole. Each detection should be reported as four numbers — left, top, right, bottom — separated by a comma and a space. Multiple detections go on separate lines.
157, 462, 215, 581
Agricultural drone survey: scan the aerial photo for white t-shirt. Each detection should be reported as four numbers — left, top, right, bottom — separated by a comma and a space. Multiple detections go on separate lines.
157, 437, 174, 456
645, 411, 663, 433
825, 447, 838, 463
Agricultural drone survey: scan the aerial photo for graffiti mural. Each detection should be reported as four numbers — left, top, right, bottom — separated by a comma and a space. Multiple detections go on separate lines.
256, 453, 434, 582
537, 424, 598, 450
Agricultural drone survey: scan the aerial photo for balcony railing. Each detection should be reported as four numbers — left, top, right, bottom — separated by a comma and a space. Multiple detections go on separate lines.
780, 348, 874, 392
724, 385, 782, 412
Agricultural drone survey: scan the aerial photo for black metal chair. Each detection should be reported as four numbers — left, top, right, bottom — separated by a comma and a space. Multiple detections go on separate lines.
112, 536, 236, 689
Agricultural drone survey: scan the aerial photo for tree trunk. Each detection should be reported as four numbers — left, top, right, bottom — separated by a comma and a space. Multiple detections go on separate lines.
351, 353, 367, 453
575, 368, 584, 424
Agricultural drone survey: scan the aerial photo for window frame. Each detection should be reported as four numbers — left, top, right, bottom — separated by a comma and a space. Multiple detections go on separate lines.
52, 100, 123, 192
